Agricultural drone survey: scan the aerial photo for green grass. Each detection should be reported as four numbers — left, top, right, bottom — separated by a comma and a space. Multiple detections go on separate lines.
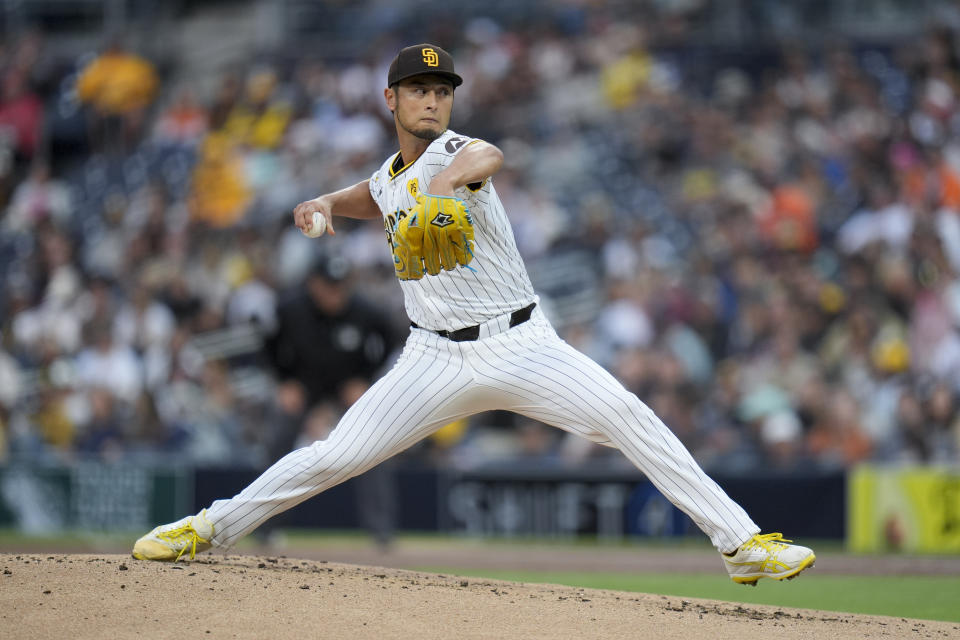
416, 567, 960, 623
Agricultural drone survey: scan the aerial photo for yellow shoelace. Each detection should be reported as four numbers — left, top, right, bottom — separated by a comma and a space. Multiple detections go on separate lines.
157, 522, 209, 561
744, 532, 791, 553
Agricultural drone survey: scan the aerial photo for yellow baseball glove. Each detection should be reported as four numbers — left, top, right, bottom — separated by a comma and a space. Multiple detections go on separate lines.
393, 193, 475, 280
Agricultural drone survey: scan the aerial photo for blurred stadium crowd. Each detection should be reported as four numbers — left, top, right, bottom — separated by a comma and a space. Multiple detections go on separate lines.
1, 0, 960, 473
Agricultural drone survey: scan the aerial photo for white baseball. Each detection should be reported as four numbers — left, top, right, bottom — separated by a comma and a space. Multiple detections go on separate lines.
303, 210, 327, 238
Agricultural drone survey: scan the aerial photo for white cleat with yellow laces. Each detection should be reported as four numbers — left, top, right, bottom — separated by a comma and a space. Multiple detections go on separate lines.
132, 510, 214, 562
722, 533, 815, 586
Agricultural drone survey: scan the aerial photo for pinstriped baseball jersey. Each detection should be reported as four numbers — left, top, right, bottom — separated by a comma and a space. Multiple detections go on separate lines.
369, 129, 536, 331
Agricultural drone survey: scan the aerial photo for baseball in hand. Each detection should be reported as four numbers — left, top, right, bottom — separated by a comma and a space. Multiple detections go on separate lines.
302, 211, 327, 238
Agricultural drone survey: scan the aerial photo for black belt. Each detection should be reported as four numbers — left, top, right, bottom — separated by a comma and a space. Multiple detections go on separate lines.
411, 303, 536, 342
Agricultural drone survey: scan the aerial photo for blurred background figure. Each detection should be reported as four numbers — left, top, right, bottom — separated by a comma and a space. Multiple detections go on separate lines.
261, 254, 399, 547
264, 254, 397, 460
75, 37, 159, 155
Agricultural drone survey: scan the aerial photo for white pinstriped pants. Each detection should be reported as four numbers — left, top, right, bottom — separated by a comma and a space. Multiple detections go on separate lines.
206, 306, 759, 553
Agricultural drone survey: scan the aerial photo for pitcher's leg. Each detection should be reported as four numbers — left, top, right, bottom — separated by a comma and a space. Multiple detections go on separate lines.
207, 345, 473, 548
475, 328, 758, 553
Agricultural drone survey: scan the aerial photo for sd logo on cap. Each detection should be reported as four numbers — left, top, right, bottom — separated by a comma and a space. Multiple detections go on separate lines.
421, 47, 439, 67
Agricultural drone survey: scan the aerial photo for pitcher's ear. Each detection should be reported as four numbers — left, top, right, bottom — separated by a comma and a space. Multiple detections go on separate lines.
385, 86, 397, 113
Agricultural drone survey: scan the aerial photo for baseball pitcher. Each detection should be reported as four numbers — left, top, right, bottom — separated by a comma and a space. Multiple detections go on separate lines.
133, 44, 815, 586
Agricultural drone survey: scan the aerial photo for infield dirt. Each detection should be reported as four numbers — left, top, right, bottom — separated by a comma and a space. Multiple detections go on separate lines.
2, 553, 958, 639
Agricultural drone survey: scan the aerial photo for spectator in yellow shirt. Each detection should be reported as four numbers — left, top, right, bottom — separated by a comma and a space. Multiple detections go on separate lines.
75, 40, 159, 154
188, 132, 252, 228
221, 67, 292, 150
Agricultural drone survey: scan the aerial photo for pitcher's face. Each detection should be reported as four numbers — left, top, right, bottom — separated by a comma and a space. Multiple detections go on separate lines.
387, 75, 454, 141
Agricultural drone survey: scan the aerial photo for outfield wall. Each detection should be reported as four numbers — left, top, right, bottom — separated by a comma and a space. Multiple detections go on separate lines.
0, 462, 847, 541
8, 462, 958, 552
848, 465, 960, 552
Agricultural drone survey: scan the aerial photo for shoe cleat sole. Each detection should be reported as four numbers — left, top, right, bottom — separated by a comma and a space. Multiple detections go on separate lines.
775, 555, 815, 581
730, 555, 815, 586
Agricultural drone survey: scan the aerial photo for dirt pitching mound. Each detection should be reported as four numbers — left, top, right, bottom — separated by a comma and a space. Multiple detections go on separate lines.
1, 553, 956, 640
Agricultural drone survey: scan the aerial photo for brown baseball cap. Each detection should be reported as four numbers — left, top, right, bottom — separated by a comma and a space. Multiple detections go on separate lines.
387, 43, 463, 88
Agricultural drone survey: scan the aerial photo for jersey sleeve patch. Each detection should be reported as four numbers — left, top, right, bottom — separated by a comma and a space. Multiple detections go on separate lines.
444, 136, 472, 155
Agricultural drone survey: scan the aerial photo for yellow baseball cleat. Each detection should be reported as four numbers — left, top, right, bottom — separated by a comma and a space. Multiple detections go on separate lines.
722, 533, 815, 586
132, 510, 214, 562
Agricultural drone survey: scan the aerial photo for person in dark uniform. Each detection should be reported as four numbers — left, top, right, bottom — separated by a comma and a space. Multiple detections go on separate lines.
262, 253, 400, 547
